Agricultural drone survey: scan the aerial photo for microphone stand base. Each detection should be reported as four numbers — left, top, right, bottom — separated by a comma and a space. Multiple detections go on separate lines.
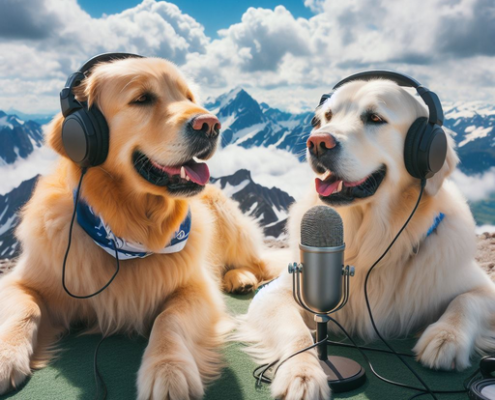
319, 356, 366, 393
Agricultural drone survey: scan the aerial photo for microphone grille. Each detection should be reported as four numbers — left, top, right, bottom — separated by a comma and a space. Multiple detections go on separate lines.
301, 206, 343, 247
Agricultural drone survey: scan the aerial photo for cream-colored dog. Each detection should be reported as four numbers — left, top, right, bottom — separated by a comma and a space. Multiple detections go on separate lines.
0, 57, 274, 399
238, 79, 495, 400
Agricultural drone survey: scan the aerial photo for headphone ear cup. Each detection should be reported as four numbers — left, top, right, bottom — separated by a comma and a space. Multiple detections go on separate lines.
85, 106, 109, 167
61, 110, 93, 166
404, 117, 428, 179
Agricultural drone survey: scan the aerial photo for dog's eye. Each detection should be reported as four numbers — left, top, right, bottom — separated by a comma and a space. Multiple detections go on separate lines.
311, 116, 320, 129
368, 113, 386, 124
132, 93, 155, 106
324, 110, 332, 121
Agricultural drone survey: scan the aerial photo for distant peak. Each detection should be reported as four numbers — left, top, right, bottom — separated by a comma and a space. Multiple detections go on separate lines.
232, 168, 252, 180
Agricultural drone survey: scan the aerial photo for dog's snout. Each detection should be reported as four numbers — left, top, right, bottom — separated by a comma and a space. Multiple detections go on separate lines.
307, 132, 338, 157
191, 115, 221, 138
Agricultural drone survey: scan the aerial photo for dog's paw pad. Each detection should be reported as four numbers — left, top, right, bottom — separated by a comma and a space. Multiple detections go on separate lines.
222, 269, 259, 294
414, 322, 471, 371
271, 356, 330, 400
0, 341, 32, 395
137, 358, 204, 400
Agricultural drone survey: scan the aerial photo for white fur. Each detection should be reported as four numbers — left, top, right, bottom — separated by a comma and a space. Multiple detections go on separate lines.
237, 79, 495, 400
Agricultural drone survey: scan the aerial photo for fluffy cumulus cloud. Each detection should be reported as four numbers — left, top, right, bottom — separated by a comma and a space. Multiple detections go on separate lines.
208, 144, 313, 200
1, 0, 494, 113
451, 167, 495, 202
183, 0, 495, 110
0, 0, 209, 112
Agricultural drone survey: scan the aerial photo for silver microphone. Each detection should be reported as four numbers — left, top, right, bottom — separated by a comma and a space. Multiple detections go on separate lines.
299, 205, 345, 313
289, 205, 353, 314
288, 206, 365, 392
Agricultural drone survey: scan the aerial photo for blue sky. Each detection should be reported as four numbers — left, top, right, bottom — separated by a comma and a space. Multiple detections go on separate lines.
0, 0, 494, 114
78, 0, 313, 37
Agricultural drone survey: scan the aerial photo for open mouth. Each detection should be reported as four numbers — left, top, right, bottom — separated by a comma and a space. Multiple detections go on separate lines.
315, 166, 387, 206
133, 150, 210, 196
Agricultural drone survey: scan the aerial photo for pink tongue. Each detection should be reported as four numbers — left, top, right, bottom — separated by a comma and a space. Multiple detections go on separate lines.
184, 162, 210, 185
315, 178, 342, 196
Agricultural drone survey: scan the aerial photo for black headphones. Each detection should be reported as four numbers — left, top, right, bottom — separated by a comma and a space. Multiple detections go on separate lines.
59, 52, 144, 167
469, 356, 495, 400
318, 70, 448, 180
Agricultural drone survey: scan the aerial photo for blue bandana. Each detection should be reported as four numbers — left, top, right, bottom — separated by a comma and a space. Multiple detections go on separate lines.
75, 194, 191, 260
426, 212, 445, 237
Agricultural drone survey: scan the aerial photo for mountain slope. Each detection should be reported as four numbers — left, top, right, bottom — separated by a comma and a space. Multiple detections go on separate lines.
206, 91, 495, 173
444, 103, 495, 174
0, 176, 38, 258
0, 111, 44, 165
210, 169, 295, 238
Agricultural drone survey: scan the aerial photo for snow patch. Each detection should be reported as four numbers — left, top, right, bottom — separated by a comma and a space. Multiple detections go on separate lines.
0, 214, 16, 236
218, 179, 250, 197
459, 126, 493, 147
0, 116, 13, 129
233, 122, 266, 143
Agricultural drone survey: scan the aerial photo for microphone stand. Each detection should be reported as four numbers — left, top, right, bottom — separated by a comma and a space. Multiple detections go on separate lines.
289, 263, 366, 393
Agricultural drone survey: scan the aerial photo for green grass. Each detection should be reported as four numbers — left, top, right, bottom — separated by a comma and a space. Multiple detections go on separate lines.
0, 293, 481, 400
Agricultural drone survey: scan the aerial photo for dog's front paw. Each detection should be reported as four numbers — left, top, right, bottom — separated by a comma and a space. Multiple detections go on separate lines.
271, 354, 330, 400
223, 268, 259, 294
0, 340, 32, 394
414, 321, 471, 371
137, 354, 204, 400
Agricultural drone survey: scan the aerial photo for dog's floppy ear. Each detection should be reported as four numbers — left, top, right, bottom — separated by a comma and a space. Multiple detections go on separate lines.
425, 131, 459, 196
45, 112, 68, 158
45, 77, 100, 158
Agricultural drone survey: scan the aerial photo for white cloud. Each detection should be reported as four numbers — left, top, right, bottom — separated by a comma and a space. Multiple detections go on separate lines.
0, 0, 209, 113
0, 145, 58, 195
1, 0, 494, 114
184, 0, 495, 111
207, 145, 313, 200
451, 167, 495, 202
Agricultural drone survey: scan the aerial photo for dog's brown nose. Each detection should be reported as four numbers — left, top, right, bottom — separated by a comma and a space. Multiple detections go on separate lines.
307, 132, 337, 156
192, 115, 221, 137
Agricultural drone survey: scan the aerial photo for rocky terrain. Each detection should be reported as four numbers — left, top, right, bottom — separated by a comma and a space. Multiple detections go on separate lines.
477, 232, 495, 279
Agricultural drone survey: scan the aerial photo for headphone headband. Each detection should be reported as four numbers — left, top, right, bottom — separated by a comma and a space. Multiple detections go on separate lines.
77, 52, 144, 76
59, 52, 145, 167
60, 53, 144, 117
328, 70, 444, 126
315, 70, 448, 181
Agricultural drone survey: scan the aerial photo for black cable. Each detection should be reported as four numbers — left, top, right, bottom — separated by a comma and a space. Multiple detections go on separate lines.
362, 179, 439, 399
325, 315, 467, 396
326, 339, 415, 357
61, 168, 122, 400
252, 178, 476, 398
253, 335, 329, 387
94, 336, 109, 400
62, 168, 120, 299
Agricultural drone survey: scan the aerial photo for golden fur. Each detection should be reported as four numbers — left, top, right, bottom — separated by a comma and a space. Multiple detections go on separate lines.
0, 57, 274, 399
237, 79, 495, 400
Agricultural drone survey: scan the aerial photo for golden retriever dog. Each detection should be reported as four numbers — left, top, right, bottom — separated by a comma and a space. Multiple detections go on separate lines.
0, 57, 273, 399
237, 79, 495, 400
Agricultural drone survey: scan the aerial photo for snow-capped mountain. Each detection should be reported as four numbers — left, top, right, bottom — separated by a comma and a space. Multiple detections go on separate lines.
1, 91, 494, 260
0, 110, 44, 165
443, 103, 495, 174
210, 169, 295, 239
6, 108, 55, 126
0, 176, 38, 258
206, 89, 495, 174
205, 88, 313, 153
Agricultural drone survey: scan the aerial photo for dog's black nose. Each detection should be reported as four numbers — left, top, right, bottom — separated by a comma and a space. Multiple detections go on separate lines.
307, 132, 338, 157
191, 114, 221, 138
